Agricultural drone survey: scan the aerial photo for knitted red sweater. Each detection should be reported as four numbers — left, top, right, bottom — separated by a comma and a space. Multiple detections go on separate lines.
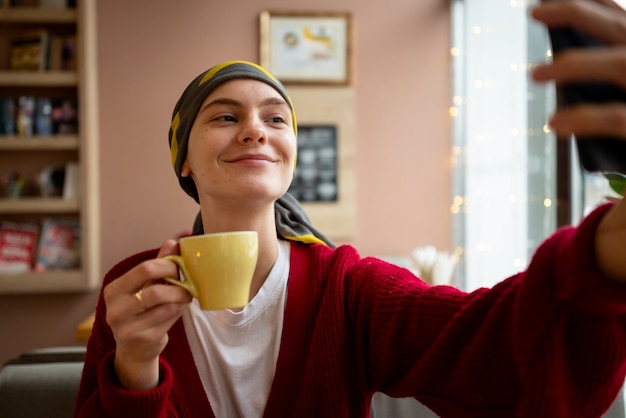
74, 204, 626, 417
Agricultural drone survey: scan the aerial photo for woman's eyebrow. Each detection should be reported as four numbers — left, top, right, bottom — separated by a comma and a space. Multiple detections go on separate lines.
260, 97, 288, 107
200, 96, 288, 113
199, 97, 240, 113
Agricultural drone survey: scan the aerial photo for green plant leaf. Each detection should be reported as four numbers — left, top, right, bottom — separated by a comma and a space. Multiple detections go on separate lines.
605, 173, 626, 197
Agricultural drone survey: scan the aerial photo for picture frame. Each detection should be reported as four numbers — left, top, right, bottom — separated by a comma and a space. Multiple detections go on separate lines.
287, 87, 356, 241
259, 11, 352, 85
288, 124, 338, 203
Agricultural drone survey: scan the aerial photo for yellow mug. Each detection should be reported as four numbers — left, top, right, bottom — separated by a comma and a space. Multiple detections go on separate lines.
163, 231, 258, 310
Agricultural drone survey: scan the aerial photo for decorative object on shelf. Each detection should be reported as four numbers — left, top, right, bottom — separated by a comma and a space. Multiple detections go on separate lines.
37, 165, 65, 197
0, 221, 39, 274
34, 218, 80, 271
10, 29, 50, 72
259, 11, 352, 85
1, 170, 25, 198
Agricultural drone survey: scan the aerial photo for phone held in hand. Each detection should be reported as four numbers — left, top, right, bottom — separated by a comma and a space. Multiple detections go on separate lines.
544, 0, 626, 175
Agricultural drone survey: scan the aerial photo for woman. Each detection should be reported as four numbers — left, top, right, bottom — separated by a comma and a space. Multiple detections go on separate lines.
75, 1, 626, 417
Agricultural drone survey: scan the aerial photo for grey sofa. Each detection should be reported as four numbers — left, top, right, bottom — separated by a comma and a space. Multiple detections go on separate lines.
0, 346, 86, 418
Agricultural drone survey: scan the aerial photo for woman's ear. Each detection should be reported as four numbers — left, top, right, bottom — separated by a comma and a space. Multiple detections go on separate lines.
181, 159, 191, 177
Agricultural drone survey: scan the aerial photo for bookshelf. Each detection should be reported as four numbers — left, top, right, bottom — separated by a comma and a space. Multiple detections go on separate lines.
0, 0, 99, 294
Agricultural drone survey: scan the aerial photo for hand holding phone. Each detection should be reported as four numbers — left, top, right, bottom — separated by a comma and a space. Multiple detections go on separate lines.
542, 0, 626, 174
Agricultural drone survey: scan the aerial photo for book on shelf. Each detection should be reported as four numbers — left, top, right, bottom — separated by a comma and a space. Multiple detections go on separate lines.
35, 98, 53, 135
17, 96, 35, 137
63, 161, 79, 200
35, 218, 80, 271
0, 96, 77, 136
48, 34, 77, 71
0, 221, 39, 274
52, 98, 78, 134
0, 97, 16, 135
10, 29, 50, 72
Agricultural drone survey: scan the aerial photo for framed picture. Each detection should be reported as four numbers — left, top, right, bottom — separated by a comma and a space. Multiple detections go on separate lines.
288, 125, 338, 202
259, 11, 352, 85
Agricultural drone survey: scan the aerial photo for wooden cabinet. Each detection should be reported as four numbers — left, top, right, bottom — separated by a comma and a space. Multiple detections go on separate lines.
0, 0, 99, 293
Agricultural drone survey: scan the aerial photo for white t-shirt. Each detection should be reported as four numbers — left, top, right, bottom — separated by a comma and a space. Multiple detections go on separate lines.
182, 239, 290, 417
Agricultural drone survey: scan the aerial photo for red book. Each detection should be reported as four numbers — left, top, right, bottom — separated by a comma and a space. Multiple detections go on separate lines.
0, 222, 39, 274
35, 218, 80, 271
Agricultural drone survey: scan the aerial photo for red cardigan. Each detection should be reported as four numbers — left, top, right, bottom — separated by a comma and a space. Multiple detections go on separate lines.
74, 204, 626, 417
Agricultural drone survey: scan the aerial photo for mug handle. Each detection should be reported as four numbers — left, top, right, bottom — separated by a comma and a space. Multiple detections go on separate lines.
163, 255, 198, 298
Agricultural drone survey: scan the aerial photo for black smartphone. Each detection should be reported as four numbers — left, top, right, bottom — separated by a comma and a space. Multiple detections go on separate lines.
544, 1, 626, 174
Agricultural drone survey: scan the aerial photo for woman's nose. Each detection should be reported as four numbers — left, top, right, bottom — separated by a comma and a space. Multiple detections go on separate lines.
238, 117, 267, 144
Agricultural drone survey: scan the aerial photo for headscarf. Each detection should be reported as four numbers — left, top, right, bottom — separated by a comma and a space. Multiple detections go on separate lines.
169, 60, 335, 247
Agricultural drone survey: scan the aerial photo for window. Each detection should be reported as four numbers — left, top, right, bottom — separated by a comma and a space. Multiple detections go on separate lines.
450, 1, 625, 413
450, 0, 556, 291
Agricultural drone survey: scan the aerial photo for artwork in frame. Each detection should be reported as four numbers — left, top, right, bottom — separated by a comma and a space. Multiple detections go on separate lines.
259, 11, 352, 85
288, 124, 338, 203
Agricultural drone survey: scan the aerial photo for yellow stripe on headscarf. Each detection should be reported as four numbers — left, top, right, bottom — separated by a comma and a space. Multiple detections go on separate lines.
170, 112, 181, 168
282, 234, 328, 246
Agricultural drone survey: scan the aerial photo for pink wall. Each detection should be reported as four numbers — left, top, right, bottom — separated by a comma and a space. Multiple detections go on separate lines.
0, 0, 451, 364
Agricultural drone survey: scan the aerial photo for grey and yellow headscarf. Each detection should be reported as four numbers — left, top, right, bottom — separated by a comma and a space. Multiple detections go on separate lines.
168, 60, 334, 247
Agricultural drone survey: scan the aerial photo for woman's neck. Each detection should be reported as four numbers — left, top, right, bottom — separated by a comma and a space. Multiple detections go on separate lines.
199, 202, 280, 303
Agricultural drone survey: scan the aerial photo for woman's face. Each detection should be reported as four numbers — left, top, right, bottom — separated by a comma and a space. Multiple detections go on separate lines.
181, 79, 296, 207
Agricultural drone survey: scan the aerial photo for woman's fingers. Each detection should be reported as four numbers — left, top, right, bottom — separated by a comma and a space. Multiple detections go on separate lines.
549, 103, 626, 139
105, 240, 180, 298
530, 1, 626, 142
112, 288, 189, 344
103, 239, 190, 346
156, 239, 179, 259
533, 48, 626, 90
532, 0, 626, 45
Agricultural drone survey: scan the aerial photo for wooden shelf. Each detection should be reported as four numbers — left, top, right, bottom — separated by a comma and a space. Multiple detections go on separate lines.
0, 71, 77, 87
0, 7, 76, 24
0, 270, 98, 294
0, 135, 79, 150
0, 197, 79, 214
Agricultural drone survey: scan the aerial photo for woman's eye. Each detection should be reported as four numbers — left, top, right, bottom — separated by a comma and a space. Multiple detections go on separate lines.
269, 116, 286, 124
213, 115, 236, 122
